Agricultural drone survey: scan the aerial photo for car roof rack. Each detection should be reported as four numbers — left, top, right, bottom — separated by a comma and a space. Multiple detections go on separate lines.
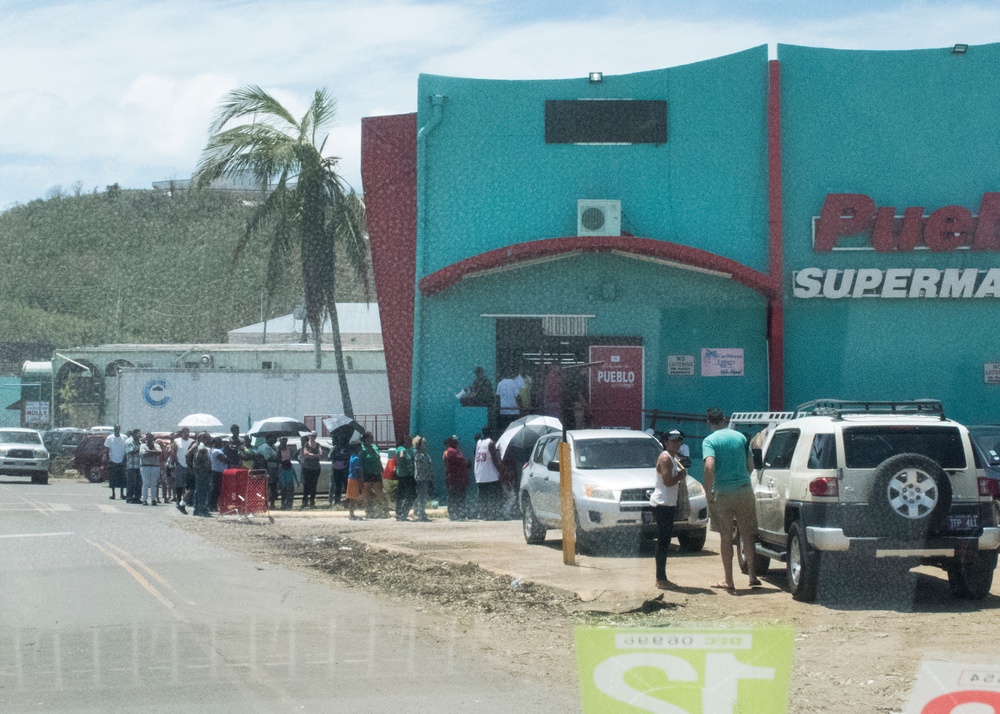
793, 399, 946, 421
729, 412, 795, 428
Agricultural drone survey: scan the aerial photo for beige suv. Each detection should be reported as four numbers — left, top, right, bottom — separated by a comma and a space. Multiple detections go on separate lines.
734, 400, 1000, 602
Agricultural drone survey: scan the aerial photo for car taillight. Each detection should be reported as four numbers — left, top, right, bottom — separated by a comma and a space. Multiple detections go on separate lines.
808, 477, 839, 497
977, 476, 1000, 498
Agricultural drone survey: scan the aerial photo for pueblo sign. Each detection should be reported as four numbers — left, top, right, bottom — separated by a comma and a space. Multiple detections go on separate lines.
795, 193, 1000, 299
814, 193, 1000, 252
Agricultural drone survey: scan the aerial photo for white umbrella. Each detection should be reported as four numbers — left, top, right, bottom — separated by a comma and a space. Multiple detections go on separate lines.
247, 416, 310, 438
497, 415, 562, 461
322, 415, 365, 444
178, 413, 223, 429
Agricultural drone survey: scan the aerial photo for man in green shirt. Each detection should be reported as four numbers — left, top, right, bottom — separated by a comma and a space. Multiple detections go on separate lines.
702, 407, 760, 592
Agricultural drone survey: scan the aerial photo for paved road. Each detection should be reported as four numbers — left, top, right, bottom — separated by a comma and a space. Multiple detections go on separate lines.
0, 479, 575, 713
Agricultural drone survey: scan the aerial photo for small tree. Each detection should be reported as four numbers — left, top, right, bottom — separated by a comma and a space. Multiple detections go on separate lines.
194, 86, 369, 416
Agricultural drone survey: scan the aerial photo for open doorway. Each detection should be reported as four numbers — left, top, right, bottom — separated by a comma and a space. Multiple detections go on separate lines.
495, 318, 642, 429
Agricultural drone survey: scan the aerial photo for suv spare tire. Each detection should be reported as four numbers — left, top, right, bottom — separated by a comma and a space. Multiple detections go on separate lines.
871, 453, 951, 537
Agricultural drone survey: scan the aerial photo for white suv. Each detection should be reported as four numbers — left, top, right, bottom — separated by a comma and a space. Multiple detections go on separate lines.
736, 400, 1000, 602
0, 428, 51, 484
519, 429, 709, 553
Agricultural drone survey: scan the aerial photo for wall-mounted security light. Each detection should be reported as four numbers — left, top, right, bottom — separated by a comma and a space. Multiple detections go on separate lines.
589, 72, 603, 83
952, 44, 969, 54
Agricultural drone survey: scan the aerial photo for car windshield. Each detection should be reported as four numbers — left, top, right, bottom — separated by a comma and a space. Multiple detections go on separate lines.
0, 431, 41, 445
842, 425, 966, 469
573, 437, 661, 469
969, 429, 1000, 466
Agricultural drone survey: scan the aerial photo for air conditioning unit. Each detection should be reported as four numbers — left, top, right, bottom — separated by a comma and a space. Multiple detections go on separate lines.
577, 199, 621, 237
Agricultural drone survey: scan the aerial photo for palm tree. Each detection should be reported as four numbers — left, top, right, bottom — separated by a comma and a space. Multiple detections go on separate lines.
193, 85, 369, 417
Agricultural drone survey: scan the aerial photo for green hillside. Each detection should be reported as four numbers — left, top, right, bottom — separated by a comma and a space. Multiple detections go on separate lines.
0, 186, 370, 364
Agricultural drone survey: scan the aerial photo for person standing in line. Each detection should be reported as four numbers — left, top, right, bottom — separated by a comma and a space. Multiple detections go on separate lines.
474, 427, 502, 520
300, 432, 322, 509
139, 432, 162, 506
278, 456, 299, 510
272, 437, 292, 509
495, 369, 524, 432
124, 428, 142, 503
345, 443, 363, 520
190, 433, 213, 518
393, 435, 416, 521
328, 436, 351, 507
252, 434, 279, 507
159, 433, 175, 504
360, 432, 388, 518
104, 425, 127, 500
225, 424, 244, 468
172, 427, 195, 514
651, 431, 687, 590
412, 436, 433, 522
443, 436, 471, 521
209, 437, 228, 512
702, 407, 761, 592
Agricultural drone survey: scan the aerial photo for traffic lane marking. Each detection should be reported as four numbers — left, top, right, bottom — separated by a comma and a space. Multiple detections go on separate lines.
85, 538, 183, 618
0, 531, 74, 538
99, 540, 195, 605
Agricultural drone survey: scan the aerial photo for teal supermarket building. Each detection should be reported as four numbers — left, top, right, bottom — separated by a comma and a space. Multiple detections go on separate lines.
361, 42, 1000, 457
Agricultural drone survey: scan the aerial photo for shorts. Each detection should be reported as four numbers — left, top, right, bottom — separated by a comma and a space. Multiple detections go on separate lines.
709, 485, 758, 535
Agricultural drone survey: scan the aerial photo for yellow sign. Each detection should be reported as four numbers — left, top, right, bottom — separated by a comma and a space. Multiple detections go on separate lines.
575, 626, 793, 713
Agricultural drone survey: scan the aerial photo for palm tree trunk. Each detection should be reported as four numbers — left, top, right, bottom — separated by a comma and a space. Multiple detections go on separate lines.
327, 305, 354, 418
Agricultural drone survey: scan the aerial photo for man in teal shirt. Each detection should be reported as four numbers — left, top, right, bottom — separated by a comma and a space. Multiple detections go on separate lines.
702, 407, 760, 592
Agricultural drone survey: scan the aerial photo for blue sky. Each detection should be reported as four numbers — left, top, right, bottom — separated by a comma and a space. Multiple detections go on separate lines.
0, 0, 998, 210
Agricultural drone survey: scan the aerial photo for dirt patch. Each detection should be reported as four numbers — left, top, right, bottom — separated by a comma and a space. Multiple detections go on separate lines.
180, 515, 1000, 713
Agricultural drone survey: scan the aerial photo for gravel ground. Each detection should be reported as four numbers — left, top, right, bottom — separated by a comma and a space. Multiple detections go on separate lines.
174, 510, 1000, 713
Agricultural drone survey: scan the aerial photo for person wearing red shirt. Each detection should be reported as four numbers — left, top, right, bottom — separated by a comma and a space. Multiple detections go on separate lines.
443, 435, 471, 521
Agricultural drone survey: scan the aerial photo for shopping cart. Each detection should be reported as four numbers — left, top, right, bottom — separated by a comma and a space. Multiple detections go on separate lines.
219, 468, 273, 522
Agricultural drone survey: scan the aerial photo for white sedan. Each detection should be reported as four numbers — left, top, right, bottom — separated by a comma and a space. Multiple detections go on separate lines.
519, 429, 708, 553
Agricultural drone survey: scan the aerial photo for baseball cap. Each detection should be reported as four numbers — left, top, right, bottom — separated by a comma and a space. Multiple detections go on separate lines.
666, 430, 684, 441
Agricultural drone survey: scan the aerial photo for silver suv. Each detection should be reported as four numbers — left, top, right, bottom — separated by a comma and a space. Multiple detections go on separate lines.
735, 400, 1000, 602
0, 428, 51, 484
519, 429, 709, 553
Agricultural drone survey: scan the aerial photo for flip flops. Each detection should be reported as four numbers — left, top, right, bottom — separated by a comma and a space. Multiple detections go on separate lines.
711, 581, 736, 593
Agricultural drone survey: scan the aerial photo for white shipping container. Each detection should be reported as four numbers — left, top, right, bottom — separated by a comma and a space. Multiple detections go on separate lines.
111, 368, 391, 432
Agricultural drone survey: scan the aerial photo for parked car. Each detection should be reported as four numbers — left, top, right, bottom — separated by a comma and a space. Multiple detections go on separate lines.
742, 399, 1000, 602
519, 429, 709, 553
73, 432, 108, 482
967, 424, 1000, 519
0, 428, 51, 484
42, 427, 88, 459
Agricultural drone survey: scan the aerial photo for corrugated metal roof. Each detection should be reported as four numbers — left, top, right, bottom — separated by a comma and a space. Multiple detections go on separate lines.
228, 303, 382, 335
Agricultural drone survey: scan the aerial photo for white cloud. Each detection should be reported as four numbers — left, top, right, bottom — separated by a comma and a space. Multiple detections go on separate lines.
1, 0, 999, 208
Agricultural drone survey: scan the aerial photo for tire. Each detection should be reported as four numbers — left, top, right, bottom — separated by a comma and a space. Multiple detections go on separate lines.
787, 522, 820, 602
735, 527, 770, 575
521, 496, 546, 545
574, 508, 595, 555
871, 453, 951, 537
948, 550, 997, 600
37, 472, 49, 485
676, 528, 707, 553
84, 464, 104, 483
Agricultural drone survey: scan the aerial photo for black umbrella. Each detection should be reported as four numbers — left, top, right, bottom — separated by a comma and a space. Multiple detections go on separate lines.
247, 417, 311, 439
322, 415, 364, 444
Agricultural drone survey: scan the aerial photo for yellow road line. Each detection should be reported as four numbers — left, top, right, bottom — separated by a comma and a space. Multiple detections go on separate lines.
85, 538, 180, 616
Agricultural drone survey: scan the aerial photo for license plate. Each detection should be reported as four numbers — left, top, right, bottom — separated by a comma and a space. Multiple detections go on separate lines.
641, 510, 654, 525
948, 513, 979, 530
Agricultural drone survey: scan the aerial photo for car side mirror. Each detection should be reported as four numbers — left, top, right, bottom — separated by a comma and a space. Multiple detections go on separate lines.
546, 460, 560, 472
751, 448, 763, 471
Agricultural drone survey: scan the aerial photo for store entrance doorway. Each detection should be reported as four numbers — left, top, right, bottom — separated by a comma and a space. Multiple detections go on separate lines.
495, 318, 642, 430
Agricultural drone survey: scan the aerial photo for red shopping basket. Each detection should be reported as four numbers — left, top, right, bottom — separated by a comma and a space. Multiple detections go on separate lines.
220, 468, 270, 517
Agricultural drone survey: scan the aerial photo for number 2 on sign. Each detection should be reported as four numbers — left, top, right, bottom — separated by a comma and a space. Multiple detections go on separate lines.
593, 652, 775, 714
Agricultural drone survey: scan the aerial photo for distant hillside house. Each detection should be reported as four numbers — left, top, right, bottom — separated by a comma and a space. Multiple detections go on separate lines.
227, 303, 382, 349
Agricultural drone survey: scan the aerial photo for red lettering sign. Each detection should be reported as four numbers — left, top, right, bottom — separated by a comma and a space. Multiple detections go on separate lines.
588, 346, 644, 430
815, 193, 1000, 252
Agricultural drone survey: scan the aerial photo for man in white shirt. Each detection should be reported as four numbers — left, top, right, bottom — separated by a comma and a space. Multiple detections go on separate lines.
495, 370, 524, 432
171, 427, 195, 514
104, 425, 127, 500
474, 427, 502, 520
